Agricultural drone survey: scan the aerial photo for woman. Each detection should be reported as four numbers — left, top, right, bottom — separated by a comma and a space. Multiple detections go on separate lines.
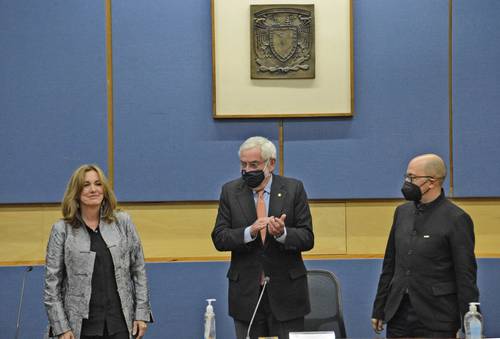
44, 164, 153, 339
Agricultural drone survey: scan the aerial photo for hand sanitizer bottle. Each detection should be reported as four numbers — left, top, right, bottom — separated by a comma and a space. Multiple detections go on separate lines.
464, 302, 483, 339
204, 299, 216, 339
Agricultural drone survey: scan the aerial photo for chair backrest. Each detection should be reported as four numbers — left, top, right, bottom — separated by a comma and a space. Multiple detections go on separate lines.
304, 269, 347, 338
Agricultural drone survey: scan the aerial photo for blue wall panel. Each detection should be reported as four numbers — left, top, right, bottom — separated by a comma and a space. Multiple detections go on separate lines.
284, 0, 450, 199
1, 0, 499, 201
0, 266, 46, 339
1, 259, 499, 338
0, 0, 108, 203
452, 0, 500, 197
111, 0, 278, 201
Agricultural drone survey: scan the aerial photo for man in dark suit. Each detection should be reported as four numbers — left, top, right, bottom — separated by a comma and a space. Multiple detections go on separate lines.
372, 154, 479, 337
212, 136, 314, 339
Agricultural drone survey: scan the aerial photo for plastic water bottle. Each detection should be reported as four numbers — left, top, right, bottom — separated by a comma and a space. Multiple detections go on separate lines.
464, 302, 483, 339
204, 299, 216, 339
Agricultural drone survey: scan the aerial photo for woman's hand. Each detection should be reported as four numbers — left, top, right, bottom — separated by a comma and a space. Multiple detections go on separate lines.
58, 330, 75, 339
132, 320, 148, 338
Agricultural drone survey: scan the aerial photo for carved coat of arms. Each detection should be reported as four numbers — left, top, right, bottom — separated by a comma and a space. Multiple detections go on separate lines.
251, 5, 315, 79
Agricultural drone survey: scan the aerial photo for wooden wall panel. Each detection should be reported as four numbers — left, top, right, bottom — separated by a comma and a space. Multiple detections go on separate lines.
1, 199, 498, 265
345, 201, 400, 255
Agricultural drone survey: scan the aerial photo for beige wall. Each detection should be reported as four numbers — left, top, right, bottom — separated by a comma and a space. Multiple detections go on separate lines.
1, 199, 499, 265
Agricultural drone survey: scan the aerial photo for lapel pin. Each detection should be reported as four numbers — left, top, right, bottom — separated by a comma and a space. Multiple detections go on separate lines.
277, 193, 282, 197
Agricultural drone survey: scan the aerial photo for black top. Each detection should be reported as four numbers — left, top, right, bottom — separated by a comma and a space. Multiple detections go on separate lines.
372, 190, 479, 332
81, 224, 128, 336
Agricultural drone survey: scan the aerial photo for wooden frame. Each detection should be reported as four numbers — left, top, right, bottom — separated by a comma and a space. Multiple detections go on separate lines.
212, 0, 354, 119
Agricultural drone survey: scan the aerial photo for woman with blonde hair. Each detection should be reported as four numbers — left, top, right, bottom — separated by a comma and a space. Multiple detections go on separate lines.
44, 164, 153, 339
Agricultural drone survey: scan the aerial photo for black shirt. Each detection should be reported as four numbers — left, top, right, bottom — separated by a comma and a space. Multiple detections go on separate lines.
81, 224, 128, 336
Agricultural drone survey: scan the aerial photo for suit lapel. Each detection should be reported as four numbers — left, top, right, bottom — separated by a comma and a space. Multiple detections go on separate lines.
269, 175, 287, 218
99, 219, 119, 247
99, 219, 122, 267
70, 225, 91, 252
236, 181, 257, 226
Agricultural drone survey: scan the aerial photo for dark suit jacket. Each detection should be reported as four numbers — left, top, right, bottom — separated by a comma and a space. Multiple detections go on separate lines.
212, 174, 314, 322
372, 192, 479, 331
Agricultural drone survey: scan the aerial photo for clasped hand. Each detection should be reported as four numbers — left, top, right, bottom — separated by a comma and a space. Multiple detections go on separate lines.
251, 214, 286, 237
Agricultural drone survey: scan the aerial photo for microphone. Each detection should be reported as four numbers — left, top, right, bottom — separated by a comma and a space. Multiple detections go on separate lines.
246, 276, 270, 339
14, 266, 33, 339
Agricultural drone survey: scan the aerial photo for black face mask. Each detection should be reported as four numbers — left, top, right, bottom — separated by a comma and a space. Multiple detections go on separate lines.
401, 181, 422, 202
241, 170, 265, 188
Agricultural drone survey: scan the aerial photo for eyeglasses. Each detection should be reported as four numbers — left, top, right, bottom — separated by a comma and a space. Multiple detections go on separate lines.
240, 160, 266, 171
404, 174, 435, 183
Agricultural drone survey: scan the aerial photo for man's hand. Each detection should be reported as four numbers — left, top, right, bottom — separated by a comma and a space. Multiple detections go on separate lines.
59, 331, 75, 339
250, 217, 271, 238
371, 318, 384, 334
133, 320, 148, 339
268, 214, 286, 237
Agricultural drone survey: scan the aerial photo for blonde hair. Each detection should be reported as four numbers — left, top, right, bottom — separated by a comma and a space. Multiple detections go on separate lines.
61, 164, 117, 227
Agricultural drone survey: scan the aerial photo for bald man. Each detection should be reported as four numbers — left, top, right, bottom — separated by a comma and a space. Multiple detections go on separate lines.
371, 154, 479, 337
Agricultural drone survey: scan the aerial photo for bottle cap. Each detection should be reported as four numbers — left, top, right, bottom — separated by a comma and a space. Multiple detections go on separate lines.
206, 299, 216, 314
469, 302, 480, 312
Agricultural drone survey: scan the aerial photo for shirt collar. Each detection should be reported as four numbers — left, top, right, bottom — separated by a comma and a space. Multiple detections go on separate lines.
415, 189, 445, 211
85, 224, 100, 233
254, 174, 273, 195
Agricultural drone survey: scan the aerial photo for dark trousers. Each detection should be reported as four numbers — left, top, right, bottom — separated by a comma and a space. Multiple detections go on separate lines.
387, 294, 457, 338
81, 325, 129, 339
234, 288, 304, 339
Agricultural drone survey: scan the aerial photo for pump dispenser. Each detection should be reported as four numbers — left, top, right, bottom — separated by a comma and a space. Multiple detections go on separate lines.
204, 299, 216, 339
464, 302, 483, 339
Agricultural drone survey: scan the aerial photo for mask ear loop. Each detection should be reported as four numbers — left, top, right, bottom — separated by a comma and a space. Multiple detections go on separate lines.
420, 177, 435, 197
263, 159, 274, 177
261, 161, 269, 180
263, 161, 268, 172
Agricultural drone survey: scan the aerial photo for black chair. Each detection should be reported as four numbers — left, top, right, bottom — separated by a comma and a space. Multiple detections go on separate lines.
304, 269, 347, 338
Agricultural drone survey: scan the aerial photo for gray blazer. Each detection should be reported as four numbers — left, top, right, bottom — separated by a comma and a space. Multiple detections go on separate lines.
44, 211, 153, 339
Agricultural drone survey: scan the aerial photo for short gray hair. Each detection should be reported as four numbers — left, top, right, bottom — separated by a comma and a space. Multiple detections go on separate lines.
238, 136, 277, 162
